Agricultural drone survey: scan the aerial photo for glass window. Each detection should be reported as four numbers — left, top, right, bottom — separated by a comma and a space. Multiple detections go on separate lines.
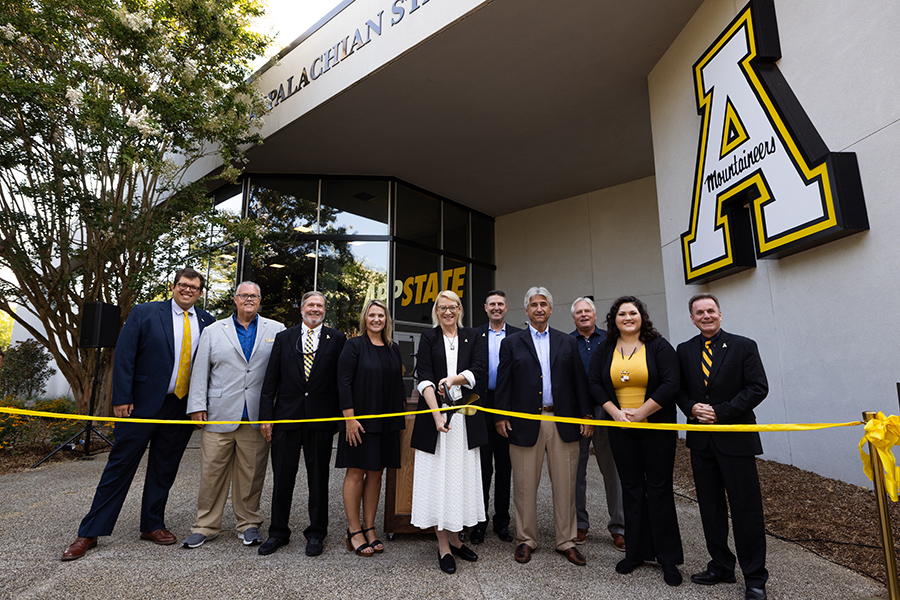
316, 240, 389, 336
249, 176, 319, 234
471, 212, 494, 264
442, 256, 469, 325
395, 183, 440, 248
393, 243, 441, 325
443, 202, 469, 257
320, 179, 389, 235
470, 264, 495, 328
199, 243, 240, 319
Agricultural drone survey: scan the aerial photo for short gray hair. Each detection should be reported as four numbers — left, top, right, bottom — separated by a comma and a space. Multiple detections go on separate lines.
570, 296, 595, 315
523, 287, 553, 309
234, 281, 261, 296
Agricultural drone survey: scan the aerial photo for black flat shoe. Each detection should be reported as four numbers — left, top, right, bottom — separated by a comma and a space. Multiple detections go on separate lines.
439, 552, 457, 574
495, 527, 514, 543
615, 558, 644, 574
450, 543, 478, 562
258, 536, 288, 556
662, 564, 682, 586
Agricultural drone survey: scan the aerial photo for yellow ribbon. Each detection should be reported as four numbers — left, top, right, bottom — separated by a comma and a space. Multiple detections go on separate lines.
859, 411, 900, 501
0, 404, 862, 432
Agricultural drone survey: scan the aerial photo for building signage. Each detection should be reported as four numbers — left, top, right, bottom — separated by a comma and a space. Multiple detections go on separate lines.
364, 266, 467, 306
265, 0, 434, 111
680, 0, 868, 284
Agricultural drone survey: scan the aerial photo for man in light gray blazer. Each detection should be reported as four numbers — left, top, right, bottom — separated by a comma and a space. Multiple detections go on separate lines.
181, 281, 285, 548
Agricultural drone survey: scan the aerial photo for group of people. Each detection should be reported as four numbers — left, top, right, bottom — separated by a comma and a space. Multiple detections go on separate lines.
60, 268, 769, 600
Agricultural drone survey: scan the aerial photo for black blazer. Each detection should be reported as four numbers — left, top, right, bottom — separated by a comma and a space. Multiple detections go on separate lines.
337, 335, 406, 433
589, 336, 680, 424
676, 330, 768, 456
259, 324, 347, 432
495, 326, 592, 447
411, 326, 487, 453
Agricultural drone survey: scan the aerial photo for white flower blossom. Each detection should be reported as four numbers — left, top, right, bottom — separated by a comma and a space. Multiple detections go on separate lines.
65, 87, 83, 109
0, 23, 27, 43
182, 58, 198, 83
125, 105, 159, 138
115, 8, 152, 31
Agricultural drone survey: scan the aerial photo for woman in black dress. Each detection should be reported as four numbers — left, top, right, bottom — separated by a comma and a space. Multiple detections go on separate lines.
589, 295, 683, 586
336, 299, 406, 556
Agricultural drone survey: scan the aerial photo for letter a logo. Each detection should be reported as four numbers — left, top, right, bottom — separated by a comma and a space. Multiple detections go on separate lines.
680, 0, 868, 284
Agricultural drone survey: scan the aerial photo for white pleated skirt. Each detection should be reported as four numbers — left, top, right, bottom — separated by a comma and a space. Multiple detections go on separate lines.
410, 414, 485, 532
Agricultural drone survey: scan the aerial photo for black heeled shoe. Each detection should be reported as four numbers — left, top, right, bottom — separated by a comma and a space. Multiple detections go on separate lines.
362, 526, 384, 554
438, 551, 457, 574
345, 529, 373, 556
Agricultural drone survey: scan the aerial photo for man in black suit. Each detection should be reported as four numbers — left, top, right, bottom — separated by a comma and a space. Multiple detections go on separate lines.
62, 268, 215, 560
495, 287, 594, 567
471, 290, 521, 544
676, 293, 769, 600
257, 291, 347, 556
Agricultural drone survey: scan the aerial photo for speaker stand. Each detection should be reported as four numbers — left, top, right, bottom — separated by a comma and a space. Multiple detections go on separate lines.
31, 347, 113, 468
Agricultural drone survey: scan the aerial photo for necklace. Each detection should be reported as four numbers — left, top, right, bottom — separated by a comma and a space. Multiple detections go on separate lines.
618, 343, 640, 383
444, 331, 458, 350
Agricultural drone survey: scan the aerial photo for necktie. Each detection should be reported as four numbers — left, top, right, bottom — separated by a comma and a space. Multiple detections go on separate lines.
304, 329, 315, 380
702, 340, 712, 387
174, 311, 192, 398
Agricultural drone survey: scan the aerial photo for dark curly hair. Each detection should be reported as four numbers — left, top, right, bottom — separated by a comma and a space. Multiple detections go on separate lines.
604, 295, 660, 343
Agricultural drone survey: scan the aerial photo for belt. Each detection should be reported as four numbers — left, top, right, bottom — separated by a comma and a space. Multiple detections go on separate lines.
541, 405, 554, 413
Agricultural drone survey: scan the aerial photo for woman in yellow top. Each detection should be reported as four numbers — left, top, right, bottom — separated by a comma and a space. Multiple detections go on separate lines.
589, 295, 683, 586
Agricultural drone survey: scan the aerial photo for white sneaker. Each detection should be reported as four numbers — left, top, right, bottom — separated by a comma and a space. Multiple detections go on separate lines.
239, 527, 262, 546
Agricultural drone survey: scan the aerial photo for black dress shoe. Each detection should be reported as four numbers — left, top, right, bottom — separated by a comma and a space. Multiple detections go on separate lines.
690, 569, 737, 585
615, 558, 644, 574
745, 587, 767, 600
258, 536, 289, 556
662, 564, 683, 586
495, 527, 514, 542
438, 552, 456, 574
305, 537, 323, 557
450, 544, 478, 562
470, 527, 485, 545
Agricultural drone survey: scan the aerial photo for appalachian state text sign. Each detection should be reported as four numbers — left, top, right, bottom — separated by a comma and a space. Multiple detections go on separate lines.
680, 0, 868, 284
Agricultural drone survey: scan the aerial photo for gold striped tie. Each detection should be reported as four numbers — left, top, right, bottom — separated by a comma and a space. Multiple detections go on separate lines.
702, 340, 712, 387
303, 329, 315, 380
174, 311, 192, 398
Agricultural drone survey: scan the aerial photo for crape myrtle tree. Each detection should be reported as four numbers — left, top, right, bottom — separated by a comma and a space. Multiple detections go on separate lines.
0, 0, 271, 414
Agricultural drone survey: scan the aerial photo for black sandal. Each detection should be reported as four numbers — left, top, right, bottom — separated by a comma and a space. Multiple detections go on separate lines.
346, 529, 373, 556
362, 526, 384, 554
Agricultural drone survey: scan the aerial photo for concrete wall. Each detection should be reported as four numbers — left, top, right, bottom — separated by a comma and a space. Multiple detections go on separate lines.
649, 0, 900, 485
495, 176, 668, 338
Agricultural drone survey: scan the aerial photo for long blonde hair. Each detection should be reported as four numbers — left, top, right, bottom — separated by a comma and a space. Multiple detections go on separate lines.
431, 290, 464, 327
359, 298, 394, 346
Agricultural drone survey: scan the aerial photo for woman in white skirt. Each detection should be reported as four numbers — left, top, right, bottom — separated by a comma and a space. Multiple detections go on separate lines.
410, 290, 488, 574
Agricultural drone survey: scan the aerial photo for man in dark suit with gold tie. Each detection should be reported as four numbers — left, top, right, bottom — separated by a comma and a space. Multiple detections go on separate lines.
257, 291, 346, 557
676, 293, 768, 600
62, 268, 215, 560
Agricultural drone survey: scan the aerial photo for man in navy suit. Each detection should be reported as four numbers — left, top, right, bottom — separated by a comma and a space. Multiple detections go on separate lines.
676, 293, 769, 600
495, 287, 594, 567
63, 268, 215, 560
471, 290, 521, 544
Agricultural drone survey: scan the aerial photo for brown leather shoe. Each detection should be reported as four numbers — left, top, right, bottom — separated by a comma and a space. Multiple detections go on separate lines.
556, 546, 586, 566
575, 528, 588, 545
612, 533, 626, 552
514, 543, 533, 563
62, 536, 97, 561
140, 529, 177, 545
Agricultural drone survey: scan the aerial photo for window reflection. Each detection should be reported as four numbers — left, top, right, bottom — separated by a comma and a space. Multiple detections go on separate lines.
321, 179, 389, 235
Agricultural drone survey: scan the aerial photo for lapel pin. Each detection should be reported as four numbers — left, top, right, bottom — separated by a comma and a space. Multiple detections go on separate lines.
722, 343, 727, 348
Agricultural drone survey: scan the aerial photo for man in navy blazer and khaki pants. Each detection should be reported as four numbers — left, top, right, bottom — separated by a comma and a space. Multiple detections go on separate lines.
63, 268, 215, 560
676, 293, 769, 600
495, 287, 594, 567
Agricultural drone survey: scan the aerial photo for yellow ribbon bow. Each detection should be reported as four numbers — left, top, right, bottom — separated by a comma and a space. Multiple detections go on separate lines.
859, 412, 900, 502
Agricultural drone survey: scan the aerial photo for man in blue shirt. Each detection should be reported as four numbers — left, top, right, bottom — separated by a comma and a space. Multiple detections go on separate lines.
182, 282, 285, 549
570, 297, 625, 552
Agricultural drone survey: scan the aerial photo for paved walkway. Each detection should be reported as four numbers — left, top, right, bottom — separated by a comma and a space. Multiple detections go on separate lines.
0, 432, 884, 600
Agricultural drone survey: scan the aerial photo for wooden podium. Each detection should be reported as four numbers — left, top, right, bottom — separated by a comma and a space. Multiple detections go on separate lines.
384, 402, 419, 536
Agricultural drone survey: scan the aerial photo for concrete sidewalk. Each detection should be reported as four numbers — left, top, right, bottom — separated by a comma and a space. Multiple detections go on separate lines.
0, 431, 884, 600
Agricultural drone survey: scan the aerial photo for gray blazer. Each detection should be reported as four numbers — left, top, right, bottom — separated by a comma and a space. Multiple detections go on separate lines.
187, 315, 285, 432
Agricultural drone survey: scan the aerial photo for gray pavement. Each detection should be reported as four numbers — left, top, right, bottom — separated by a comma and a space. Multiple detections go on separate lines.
0, 431, 885, 600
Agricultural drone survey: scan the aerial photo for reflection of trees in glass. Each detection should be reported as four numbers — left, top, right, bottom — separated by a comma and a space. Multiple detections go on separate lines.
248, 185, 386, 335
200, 245, 239, 319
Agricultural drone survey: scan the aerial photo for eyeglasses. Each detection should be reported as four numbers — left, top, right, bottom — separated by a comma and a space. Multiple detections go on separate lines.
175, 283, 201, 293
436, 305, 459, 313
236, 294, 260, 301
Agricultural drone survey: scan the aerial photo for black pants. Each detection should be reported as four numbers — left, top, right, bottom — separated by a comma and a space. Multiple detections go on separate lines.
268, 426, 334, 540
691, 441, 768, 588
477, 391, 512, 532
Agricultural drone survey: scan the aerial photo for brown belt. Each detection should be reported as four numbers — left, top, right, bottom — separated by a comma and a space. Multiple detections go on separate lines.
541, 405, 554, 413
